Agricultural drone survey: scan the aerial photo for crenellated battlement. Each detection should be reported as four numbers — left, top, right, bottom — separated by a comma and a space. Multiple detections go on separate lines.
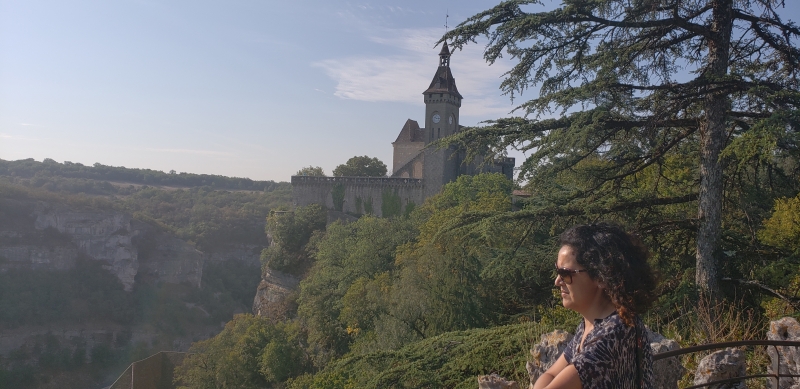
291, 176, 423, 186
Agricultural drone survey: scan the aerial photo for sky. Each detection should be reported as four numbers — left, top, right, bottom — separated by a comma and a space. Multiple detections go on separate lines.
0, 0, 526, 182
2, 1, 799, 182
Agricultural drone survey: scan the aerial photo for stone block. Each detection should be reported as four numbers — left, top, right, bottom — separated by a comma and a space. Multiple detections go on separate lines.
647, 329, 685, 389
526, 330, 574, 388
767, 317, 800, 389
693, 348, 746, 389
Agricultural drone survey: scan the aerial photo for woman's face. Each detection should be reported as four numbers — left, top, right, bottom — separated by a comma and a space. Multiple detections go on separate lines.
555, 245, 605, 314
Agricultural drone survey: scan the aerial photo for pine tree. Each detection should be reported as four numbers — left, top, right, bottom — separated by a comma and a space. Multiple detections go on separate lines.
443, 0, 800, 298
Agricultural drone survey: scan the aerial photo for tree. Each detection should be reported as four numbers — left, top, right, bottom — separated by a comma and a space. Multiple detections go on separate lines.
332, 156, 387, 177
443, 0, 800, 298
296, 166, 326, 177
174, 315, 309, 389
262, 204, 327, 275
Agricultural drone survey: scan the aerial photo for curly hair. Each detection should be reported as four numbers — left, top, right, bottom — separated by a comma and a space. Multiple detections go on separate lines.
559, 223, 657, 327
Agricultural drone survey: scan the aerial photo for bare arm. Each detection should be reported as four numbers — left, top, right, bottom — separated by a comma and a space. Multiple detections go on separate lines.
532, 354, 582, 389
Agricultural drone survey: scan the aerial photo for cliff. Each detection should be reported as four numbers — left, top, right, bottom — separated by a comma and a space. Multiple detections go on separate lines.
0, 199, 202, 290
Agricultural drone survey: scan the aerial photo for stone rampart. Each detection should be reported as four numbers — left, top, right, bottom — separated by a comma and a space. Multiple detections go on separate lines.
292, 176, 425, 218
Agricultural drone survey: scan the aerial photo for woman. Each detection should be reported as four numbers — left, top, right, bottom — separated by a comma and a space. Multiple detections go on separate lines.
533, 223, 657, 389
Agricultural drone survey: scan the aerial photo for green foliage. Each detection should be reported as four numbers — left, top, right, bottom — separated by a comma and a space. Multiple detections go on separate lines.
403, 200, 416, 218
121, 186, 290, 251
174, 314, 310, 389
0, 259, 135, 327
760, 194, 800, 255
297, 216, 417, 365
296, 166, 326, 177
332, 156, 387, 177
331, 183, 345, 212
363, 196, 374, 215
288, 322, 552, 389
293, 174, 552, 370
380, 189, 402, 218
355, 196, 363, 214
263, 204, 327, 274
442, 0, 800, 297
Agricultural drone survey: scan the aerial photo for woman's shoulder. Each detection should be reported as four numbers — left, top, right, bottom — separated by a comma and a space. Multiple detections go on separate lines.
591, 312, 638, 341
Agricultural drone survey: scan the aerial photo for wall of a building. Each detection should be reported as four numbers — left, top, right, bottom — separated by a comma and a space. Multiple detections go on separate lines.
291, 176, 425, 218
392, 141, 425, 175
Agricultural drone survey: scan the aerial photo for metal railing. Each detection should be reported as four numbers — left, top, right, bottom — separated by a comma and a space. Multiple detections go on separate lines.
653, 340, 800, 389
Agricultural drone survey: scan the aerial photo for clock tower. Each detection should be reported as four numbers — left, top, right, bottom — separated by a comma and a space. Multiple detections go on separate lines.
422, 42, 463, 197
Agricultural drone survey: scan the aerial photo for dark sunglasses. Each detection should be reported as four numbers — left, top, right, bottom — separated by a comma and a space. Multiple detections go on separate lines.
554, 264, 588, 285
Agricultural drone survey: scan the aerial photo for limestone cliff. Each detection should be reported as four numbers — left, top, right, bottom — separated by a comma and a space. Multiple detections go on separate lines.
0, 199, 203, 290
252, 268, 299, 320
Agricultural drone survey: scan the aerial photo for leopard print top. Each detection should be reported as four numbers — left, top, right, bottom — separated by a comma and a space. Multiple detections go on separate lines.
563, 312, 653, 389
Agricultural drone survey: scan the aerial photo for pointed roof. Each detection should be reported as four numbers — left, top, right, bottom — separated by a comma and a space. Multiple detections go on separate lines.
393, 119, 424, 143
423, 42, 462, 99
439, 41, 451, 56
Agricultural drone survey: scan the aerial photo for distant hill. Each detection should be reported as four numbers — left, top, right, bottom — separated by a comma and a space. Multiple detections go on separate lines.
0, 158, 288, 193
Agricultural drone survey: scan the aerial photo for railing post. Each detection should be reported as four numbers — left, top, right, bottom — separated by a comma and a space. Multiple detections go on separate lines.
773, 344, 780, 389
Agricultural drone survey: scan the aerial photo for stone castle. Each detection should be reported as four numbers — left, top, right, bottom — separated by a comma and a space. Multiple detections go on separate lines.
292, 42, 515, 217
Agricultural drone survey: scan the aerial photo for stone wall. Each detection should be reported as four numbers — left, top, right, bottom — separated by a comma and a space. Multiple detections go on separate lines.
291, 176, 425, 218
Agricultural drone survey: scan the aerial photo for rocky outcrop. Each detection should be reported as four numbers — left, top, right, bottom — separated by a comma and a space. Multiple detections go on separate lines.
526, 329, 573, 386
693, 348, 746, 389
478, 373, 519, 389
34, 204, 140, 289
252, 268, 299, 319
525, 328, 684, 389
206, 244, 263, 267
767, 317, 800, 389
133, 220, 202, 288
0, 200, 207, 290
648, 330, 685, 389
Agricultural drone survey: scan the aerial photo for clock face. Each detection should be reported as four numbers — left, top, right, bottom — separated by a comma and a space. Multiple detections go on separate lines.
432, 113, 441, 123
448, 115, 454, 125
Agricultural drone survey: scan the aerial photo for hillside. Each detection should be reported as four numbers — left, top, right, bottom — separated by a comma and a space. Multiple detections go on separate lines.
0, 158, 292, 389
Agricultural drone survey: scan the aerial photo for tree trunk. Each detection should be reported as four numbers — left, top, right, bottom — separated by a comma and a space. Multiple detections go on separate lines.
696, 0, 733, 299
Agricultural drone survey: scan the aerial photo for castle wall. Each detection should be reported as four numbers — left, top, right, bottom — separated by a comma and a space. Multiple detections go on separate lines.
291, 176, 425, 218
391, 152, 425, 179
392, 141, 424, 175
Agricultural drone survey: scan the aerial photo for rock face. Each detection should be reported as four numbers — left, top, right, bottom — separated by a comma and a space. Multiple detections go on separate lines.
478, 373, 519, 389
648, 329, 685, 389
767, 317, 800, 389
0, 244, 78, 271
206, 244, 263, 267
526, 329, 574, 387
252, 268, 300, 319
34, 204, 140, 290
693, 348, 746, 389
132, 220, 203, 288
0, 200, 205, 291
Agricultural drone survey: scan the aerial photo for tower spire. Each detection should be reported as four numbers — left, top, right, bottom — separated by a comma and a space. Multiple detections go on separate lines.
439, 41, 451, 67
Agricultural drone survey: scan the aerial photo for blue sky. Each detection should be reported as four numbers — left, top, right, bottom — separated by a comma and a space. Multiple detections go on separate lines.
2, 1, 798, 182
0, 0, 523, 182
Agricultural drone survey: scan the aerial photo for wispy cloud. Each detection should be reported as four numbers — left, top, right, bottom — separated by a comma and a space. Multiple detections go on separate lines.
314, 27, 516, 117
145, 148, 231, 156
1, 133, 41, 141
